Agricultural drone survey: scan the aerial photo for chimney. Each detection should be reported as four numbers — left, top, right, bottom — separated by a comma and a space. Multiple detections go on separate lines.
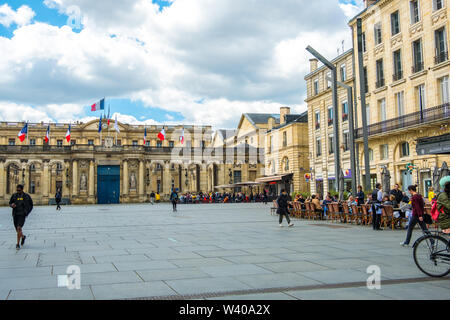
280, 107, 290, 125
268, 117, 276, 131
364, 0, 377, 8
309, 58, 318, 72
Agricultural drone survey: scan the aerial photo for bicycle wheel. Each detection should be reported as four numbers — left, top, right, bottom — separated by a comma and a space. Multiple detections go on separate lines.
413, 235, 450, 278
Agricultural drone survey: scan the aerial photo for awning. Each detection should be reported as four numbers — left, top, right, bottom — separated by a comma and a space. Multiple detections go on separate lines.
214, 181, 263, 189
255, 173, 293, 183
417, 133, 450, 155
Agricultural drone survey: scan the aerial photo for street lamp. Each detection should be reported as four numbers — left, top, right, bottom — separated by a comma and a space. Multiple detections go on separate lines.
306, 45, 342, 200
326, 75, 357, 195
228, 168, 233, 185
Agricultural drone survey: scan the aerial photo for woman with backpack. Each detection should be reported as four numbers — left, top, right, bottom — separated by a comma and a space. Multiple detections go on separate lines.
437, 181, 450, 234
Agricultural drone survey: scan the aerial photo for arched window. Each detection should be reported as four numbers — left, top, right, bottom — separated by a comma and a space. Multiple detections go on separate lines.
400, 142, 410, 158
30, 164, 36, 172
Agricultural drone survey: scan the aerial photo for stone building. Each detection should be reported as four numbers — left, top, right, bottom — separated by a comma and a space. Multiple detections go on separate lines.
349, 0, 450, 195
305, 49, 356, 196
0, 120, 264, 205
263, 107, 309, 195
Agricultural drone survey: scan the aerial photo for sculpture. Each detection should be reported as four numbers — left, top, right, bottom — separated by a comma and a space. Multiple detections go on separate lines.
130, 172, 137, 190
80, 173, 87, 191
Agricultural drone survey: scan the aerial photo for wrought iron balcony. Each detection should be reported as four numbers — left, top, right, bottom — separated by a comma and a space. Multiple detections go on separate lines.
412, 62, 424, 74
435, 51, 449, 65
375, 78, 385, 88
355, 103, 450, 139
393, 71, 403, 82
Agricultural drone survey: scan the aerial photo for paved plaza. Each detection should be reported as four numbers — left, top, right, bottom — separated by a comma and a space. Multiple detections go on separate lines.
0, 203, 449, 300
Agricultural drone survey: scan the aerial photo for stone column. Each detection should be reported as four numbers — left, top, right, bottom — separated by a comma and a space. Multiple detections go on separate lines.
42, 161, 49, 198
72, 160, 78, 196
0, 160, 5, 200
88, 160, 95, 198
200, 164, 208, 193
62, 162, 68, 198
123, 160, 129, 196
163, 162, 172, 197
139, 160, 145, 200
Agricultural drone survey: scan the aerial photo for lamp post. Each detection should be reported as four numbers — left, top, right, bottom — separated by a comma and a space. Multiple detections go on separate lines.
306, 45, 342, 200
326, 75, 357, 196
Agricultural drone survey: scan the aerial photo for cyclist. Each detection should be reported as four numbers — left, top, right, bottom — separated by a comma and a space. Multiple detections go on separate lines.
437, 180, 450, 235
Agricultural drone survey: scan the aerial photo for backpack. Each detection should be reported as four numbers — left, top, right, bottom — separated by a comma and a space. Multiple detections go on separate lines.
430, 197, 444, 222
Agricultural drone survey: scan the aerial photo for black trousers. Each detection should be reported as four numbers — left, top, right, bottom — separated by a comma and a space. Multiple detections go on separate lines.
172, 200, 177, 211
404, 216, 431, 245
278, 213, 291, 224
56, 201, 61, 210
372, 212, 381, 230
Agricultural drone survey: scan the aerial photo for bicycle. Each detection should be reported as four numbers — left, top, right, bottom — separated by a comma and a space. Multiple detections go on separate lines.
413, 228, 450, 278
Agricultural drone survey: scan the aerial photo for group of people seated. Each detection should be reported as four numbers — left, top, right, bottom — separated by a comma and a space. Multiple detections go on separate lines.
178, 191, 270, 204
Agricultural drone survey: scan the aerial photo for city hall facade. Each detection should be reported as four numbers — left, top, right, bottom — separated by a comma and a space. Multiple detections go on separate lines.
0, 120, 265, 205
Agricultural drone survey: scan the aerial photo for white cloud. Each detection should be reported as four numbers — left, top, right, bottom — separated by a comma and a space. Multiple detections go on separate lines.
0, 0, 355, 129
338, 0, 365, 20
0, 4, 35, 27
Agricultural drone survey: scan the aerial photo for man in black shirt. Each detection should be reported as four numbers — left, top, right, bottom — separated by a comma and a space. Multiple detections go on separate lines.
9, 185, 33, 250
390, 184, 403, 205
276, 189, 294, 227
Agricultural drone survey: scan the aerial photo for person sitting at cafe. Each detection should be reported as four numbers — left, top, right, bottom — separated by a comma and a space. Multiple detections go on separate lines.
311, 194, 324, 220
390, 184, 403, 205
356, 186, 365, 205
389, 194, 398, 207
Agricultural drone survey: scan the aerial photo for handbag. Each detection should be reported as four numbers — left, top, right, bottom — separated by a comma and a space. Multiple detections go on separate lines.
423, 213, 433, 225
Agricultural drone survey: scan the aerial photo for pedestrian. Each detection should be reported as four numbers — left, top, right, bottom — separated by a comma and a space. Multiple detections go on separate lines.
371, 183, 383, 230
9, 185, 33, 250
400, 185, 432, 247
170, 189, 179, 212
149, 191, 155, 205
276, 189, 294, 227
428, 187, 435, 202
356, 185, 365, 205
263, 189, 268, 205
55, 188, 62, 211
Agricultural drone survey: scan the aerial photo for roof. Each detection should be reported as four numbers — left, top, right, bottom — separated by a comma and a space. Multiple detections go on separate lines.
216, 129, 236, 139
269, 111, 308, 132
244, 113, 280, 126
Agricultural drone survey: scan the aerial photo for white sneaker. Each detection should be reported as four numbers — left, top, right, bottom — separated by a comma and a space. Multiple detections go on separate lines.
279, 224, 283, 227
400, 242, 409, 247
288, 223, 294, 227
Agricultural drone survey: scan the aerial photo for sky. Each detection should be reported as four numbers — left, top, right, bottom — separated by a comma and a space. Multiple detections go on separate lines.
0, 0, 365, 129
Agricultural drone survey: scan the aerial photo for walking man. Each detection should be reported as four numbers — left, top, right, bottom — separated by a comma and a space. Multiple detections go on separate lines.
170, 189, 179, 212
9, 185, 33, 250
276, 189, 294, 227
400, 185, 432, 247
55, 188, 62, 211
372, 183, 383, 230
149, 191, 155, 205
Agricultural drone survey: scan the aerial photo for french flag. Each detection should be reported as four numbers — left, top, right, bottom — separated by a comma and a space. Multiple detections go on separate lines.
44, 125, 50, 143
65, 124, 71, 143
18, 123, 28, 143
143, 127, 147, 145
91, 98, 105, 112
157, 128, 165, 141
179, 128, 184, 145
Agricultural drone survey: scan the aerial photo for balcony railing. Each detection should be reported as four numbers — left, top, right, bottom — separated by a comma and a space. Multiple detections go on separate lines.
375, 78, 385, 88
393, 71, 403, 82
412, 62, 424, 74
355, 103, 450, 139
435, 51, 449, 65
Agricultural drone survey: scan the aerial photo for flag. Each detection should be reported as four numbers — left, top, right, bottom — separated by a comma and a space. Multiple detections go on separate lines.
179, 128, 184, 144
65, 124, 71, 143
114, 114, 120, 133
143, 127, 147, 145
44, 125, 50, 143
107, 105, 111, 126
91, 98, 105, 111
98, 114, 103, 133
18, 123, 28, 143
157, 127, 165, 141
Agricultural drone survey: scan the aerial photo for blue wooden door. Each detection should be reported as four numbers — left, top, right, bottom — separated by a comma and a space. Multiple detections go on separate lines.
97, 166, 120, 204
